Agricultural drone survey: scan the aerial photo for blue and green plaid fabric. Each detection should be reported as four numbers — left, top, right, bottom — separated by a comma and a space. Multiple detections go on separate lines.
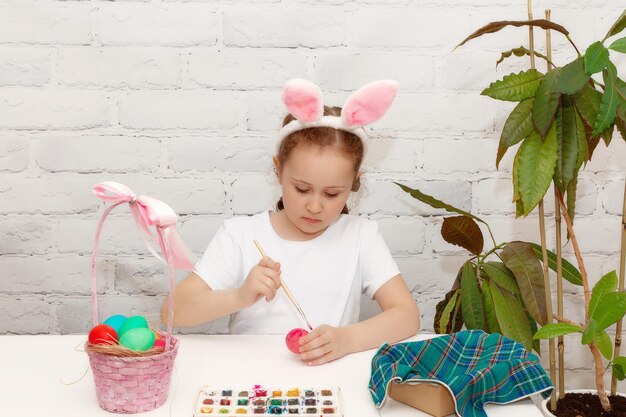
369, 330, 552, 417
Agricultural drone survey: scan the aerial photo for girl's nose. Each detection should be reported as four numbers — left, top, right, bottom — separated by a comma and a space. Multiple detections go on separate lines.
306, 197, 322, 214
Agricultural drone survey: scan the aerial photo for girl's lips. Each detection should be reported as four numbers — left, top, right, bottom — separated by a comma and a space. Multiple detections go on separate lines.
302, 217, 321, 224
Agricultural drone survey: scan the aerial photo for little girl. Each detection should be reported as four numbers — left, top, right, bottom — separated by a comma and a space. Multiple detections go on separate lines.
162, 79, 420, 365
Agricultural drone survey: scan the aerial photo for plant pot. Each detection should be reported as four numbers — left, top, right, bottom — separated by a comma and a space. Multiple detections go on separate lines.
540, 389, 626, 417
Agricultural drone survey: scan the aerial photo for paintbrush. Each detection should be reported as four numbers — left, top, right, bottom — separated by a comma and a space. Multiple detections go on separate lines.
253, 239, 313, 331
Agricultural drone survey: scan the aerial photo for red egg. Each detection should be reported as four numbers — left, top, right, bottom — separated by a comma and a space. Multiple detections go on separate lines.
285, 328, 309, 354
153, 339, 166, 351
88, 324, 118, 345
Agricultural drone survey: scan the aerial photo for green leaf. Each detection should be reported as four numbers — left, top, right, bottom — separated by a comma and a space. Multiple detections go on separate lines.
500, 241, 548, 325
575, 109, 588, 170
529, 243, 583, 286
533, 323, 583, 339
590, 271, 619, 319
573, 83, 603, 129
482, 69, 544, 102
437, 289, 460, 334
516, 127, 558, 215
461, 261, 485, 330
395, 183, 484, 223
613, 356, 626, 381
593, 61, 619, 136
596, 330, 613, 360
554, 58, 591, 94
450, 290, 463, 333
533, 68, 562, 137
512, 150, 525, 218
582, 319, 599, 344
567, 176, 578, 226
481, 262, 520, 295
490, 281, 533, 350
601, 125, 615, 146
554, 96, 587, 192
497, 98, 535, 169
592, 291, 626, 331
441, 216, 484, 256
482, 280, 501, 333
496, 46, 551, 68
616, 77, 626, 105
584, 42, 610, 75
609, 36, 626, 53
604, 10, 626, 41
512, 148, 521, 203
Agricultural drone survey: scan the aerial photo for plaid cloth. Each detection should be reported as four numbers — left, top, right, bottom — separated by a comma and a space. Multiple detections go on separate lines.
369, 330, 553, 417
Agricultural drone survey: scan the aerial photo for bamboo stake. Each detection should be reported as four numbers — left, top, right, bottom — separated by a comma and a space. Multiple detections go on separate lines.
545, 8, 565, 399
528, 0, 556, 409
611, 182, 626, 394
540, 201, 557, 411
528, 2, 536, 69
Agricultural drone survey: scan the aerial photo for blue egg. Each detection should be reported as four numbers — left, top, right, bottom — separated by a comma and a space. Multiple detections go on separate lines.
103, 315, 127, 332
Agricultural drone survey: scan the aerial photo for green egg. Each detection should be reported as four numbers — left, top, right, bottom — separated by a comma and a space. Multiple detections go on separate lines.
117, 315, 149, 337
119, 327, 155, 351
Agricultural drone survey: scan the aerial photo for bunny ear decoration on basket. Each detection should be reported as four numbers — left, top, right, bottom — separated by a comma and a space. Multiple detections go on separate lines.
91, 181, 197, 350
277, 78, 398, 142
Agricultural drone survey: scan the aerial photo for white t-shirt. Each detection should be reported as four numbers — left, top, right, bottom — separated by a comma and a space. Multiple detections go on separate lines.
194, 211, 400, 334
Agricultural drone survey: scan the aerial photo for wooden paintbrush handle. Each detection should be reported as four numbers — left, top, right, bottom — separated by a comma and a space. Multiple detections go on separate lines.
253, 239, 313, 330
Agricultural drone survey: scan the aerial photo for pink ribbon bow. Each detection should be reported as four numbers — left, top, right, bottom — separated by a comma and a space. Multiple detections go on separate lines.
91, 181, 196, 350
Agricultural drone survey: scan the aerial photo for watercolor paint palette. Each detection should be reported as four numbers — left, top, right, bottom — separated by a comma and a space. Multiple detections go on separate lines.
194, 385, 343, 416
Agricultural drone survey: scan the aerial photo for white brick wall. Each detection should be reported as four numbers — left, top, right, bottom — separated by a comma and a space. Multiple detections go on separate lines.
0, 0, 624, 390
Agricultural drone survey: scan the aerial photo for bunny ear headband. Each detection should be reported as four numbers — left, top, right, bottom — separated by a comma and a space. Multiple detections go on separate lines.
278, 79, 398, 142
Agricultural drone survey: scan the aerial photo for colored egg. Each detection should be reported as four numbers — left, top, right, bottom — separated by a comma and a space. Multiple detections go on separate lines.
103, 314, 127, 332
88, 324, 118, 345
117, 315, 149, 337
119, 327, 155, 351
285, 328, 309, 354
153, 338, 166, 351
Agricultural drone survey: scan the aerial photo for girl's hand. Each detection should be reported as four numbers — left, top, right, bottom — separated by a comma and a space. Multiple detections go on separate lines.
238, 256, 282, 307
298, 325, 350, 366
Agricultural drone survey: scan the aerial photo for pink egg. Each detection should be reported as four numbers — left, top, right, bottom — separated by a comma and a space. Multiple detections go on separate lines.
285, 328, 309, 354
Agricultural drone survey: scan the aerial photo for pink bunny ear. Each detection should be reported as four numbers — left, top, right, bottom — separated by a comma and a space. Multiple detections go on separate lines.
281, 79, 324, 122
341, 80, 398, 128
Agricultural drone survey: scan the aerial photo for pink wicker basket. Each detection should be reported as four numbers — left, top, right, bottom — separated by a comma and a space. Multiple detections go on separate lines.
86, 182, 196, 414
86, 333, 179, 413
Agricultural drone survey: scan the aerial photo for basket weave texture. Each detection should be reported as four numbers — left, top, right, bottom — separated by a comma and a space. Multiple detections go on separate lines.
86, 334, 179, 413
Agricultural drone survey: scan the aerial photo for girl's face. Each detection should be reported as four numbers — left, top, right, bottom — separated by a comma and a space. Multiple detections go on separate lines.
275, 144, 356, 239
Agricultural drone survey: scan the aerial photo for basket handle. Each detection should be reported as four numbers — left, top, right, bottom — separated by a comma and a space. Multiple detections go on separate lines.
91, 182, 197, 351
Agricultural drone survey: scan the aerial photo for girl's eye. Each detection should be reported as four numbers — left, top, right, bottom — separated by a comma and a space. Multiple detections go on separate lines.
295, 187, 309, 194
325, 193, 339, 198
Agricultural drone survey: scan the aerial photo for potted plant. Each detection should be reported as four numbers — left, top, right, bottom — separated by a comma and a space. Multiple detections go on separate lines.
395, 183, 582, 354
451, 6, 626, 416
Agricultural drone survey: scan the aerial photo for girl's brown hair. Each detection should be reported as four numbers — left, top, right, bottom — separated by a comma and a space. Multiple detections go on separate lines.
275, 106, 364, 214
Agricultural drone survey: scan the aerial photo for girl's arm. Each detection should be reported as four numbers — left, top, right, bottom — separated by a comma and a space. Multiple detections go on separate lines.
343, 274, 420, 351
299, 274, 420, 365
160, 272, 244, 327
160, 257, 282, 327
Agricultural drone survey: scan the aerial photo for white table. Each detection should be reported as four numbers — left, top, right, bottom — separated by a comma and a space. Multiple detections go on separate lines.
0, 334, 544, 417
